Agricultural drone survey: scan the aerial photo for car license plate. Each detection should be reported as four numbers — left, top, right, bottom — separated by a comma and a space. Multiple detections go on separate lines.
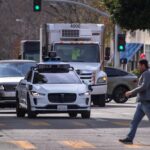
57, 105, 67, 111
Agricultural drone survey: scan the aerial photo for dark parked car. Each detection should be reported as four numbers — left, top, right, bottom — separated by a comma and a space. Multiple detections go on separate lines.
105, 67, 138, 103
0, 60, 36, 106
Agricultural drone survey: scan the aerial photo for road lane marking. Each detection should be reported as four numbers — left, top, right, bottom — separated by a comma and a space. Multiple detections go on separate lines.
112, 121, 129, 126
0, 123, 5, 127
9, 141, 36, 149
73, 122, 87, 127
29, 121, 50, 126
124, 144, 142, 149
59, 140, 96, 149
95, 118, 107, 122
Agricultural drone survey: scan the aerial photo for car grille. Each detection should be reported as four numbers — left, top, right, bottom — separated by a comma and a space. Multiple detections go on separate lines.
48, 93, 76, 103
76, 71, 92, 81
3, 84, 17, 91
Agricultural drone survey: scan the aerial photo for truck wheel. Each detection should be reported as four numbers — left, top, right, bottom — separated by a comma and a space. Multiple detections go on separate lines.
16, 96, 26, 117
68, 112, 78, 118
27, 94, 36, 118
113, 86, 128, 103
92, 95, 106, 107
81, 111, 90, 119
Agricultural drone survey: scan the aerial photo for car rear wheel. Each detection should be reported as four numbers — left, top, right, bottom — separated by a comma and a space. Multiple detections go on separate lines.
16, 96, 26, 117
68, 112, 78, 118
27, 94, 36, 118
81, 111, 91, 119
92, 95, 106, 107
113, 86, 129, 103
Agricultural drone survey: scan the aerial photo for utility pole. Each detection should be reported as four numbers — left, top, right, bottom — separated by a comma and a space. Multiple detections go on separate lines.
40, 25, 43, 62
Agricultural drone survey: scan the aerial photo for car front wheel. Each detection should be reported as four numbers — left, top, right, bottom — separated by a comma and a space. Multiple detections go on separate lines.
16, 96, 26, 117
27, 94, 36, 118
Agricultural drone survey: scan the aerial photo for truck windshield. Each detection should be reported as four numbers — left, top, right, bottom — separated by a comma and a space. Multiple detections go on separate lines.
54, 44, 100, 62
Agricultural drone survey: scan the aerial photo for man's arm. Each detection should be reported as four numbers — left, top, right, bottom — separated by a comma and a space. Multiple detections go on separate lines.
131, 72, 149, 95
125, 72, 149, 97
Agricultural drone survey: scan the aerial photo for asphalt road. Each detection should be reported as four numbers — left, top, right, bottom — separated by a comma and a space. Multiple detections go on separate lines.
0, 98, 149, 150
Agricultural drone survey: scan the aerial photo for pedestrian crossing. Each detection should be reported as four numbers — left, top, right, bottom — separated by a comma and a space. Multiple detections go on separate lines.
5, 140, 150, 149
9, 141, 36, 149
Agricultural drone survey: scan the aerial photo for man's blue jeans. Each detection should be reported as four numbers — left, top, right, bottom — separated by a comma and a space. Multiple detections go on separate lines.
127, 102, 150, 141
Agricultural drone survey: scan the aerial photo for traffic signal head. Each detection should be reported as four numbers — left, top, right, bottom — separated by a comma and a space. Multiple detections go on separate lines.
33, 0, 41, 12
118, 34, 126, 52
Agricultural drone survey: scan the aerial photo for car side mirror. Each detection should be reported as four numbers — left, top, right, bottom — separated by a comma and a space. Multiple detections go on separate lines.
88, 85, 93, 92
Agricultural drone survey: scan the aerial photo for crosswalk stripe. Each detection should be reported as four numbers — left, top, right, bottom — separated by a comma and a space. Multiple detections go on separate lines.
9, 141, 36, 149
124, 144, 142, 149
112, 121, 129, 126
29, 121, 50, 126
59, 140, 96, 149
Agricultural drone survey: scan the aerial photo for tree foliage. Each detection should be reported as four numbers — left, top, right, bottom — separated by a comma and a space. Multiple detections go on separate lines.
103, 0, 150, 30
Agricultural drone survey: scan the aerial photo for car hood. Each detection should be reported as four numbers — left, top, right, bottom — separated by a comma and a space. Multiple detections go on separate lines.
0, 77, 24, 83
34, 84, 87, 93
68, 62, 100, 72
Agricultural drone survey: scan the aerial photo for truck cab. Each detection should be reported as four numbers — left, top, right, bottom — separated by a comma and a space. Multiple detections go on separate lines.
45, 23, 107, 107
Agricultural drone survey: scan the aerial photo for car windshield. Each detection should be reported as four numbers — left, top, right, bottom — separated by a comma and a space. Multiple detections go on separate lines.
0, 62, 36, 77
54, 43, 100, 62
33, 71, 81, 84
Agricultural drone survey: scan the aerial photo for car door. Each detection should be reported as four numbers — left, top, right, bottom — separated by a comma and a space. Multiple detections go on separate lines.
105, 67, 122, 95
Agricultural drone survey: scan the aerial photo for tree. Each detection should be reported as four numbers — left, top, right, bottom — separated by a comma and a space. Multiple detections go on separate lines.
103, 0, 150, 30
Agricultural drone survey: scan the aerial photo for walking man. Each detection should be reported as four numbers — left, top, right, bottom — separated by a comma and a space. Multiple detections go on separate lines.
119, 59, 150, 144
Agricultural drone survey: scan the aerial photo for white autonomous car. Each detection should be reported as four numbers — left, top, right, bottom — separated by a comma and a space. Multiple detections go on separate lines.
16, 61, 91, 118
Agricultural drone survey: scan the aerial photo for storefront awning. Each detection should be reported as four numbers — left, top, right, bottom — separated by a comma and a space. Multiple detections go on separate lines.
120, 43, 143, 61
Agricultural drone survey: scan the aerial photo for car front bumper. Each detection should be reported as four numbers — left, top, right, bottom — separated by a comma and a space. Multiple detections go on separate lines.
0, 91, 16, 103
28, 94, 91, 113
91, 84, 107, 95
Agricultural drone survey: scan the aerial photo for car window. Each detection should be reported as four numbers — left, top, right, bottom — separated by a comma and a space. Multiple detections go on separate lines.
0, 67, 23, 77
33, 71, 81, 84
0, 62, 36, 77
105, 67, 128, 77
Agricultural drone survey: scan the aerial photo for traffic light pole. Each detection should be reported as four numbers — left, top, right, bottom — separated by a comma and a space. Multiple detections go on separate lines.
40, 25, 43, 62
114, 24, 121, 68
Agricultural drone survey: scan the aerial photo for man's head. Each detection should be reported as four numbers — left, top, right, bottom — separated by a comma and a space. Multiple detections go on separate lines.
138, 59, 149, 73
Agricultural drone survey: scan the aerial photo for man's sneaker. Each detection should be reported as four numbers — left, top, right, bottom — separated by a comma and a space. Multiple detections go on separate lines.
119, 138, 133, 144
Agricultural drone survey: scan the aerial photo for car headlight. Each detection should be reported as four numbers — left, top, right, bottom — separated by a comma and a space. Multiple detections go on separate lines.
97, 76, 107, 84
79, 92, 90, 96
31, 91, 46, 97
0, 85, 4, 90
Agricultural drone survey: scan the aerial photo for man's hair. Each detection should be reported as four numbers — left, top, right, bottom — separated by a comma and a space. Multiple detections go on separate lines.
139, 59, 149, 68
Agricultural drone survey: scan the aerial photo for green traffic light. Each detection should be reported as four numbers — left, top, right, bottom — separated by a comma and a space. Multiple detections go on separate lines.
119, 45, 124, 51
34, 5, 40, 11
